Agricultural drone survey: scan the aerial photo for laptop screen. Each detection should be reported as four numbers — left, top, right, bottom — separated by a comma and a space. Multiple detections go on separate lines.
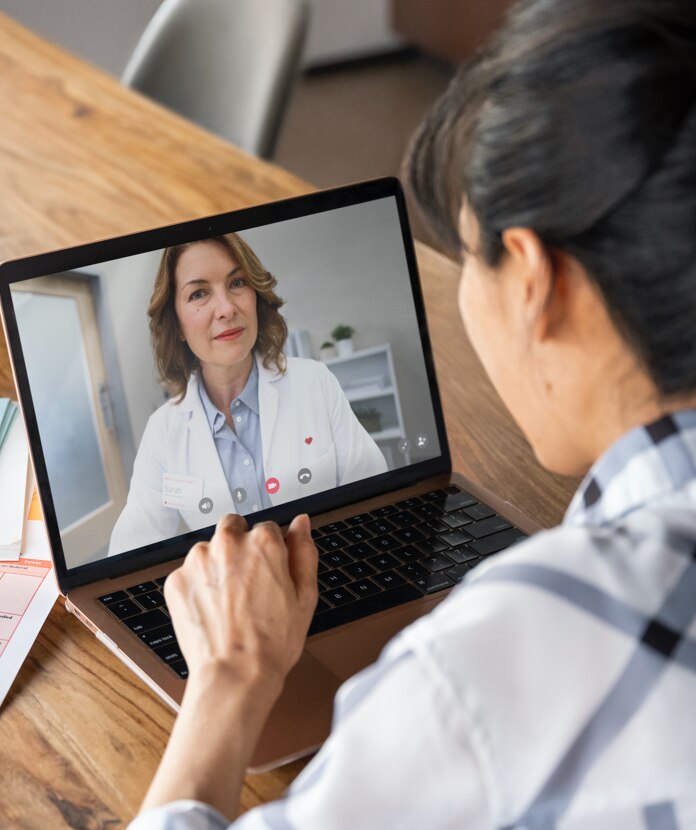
3, 181, 448, 578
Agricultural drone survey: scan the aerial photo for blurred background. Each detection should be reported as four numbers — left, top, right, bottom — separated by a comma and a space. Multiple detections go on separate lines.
0, 0, 512, 245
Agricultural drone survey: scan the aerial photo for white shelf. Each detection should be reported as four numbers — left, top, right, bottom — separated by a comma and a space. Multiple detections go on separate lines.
369, 427, 403, 441
345, 385, 395, 403
325, 343, 409, 467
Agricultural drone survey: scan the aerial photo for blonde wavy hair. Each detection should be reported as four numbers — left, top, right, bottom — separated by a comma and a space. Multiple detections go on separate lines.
149, 233, 287, 400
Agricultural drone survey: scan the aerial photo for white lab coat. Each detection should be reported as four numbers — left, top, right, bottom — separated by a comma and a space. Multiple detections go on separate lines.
108, 354, 387, 555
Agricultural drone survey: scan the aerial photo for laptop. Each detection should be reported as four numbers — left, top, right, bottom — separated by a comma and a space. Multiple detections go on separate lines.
0, 178, 538, 771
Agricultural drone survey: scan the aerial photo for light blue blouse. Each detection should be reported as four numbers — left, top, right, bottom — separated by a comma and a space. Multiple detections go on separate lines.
198, 360, 272, 514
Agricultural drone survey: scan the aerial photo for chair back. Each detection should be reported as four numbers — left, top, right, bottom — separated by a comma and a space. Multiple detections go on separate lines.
122, 0, 309, 158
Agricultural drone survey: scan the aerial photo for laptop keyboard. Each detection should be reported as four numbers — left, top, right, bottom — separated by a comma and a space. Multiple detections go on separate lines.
97, 485, 527, 679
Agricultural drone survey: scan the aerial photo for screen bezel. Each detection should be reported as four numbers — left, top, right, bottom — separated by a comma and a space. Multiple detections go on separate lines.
0, 178, 452, 593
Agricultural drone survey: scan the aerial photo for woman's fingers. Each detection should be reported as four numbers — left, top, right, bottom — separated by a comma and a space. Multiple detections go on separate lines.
285, 514, 319, 613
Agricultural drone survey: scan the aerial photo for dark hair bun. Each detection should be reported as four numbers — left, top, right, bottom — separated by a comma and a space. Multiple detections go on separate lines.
409, 0, 696, 396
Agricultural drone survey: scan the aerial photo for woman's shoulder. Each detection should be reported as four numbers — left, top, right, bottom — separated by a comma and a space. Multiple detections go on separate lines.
277, 356, 333, 385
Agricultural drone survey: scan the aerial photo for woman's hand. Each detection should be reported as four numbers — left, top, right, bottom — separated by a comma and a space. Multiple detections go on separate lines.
164, 512, 318, 690
140, 514, 317, 818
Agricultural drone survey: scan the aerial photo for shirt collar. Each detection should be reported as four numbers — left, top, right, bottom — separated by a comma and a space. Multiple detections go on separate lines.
564, 409, 696, 528
197, 358, 260, 434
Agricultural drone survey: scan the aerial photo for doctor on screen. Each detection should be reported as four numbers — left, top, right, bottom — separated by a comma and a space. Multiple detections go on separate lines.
108, 233, 387, 556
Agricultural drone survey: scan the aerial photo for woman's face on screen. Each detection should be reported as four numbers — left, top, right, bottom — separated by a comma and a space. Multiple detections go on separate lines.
174, 240, 258, 374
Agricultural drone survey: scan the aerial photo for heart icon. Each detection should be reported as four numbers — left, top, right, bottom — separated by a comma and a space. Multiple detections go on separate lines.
304, 436, 313, 445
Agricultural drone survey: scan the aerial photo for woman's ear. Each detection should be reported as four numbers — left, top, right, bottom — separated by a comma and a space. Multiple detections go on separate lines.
500, 227, 561, 341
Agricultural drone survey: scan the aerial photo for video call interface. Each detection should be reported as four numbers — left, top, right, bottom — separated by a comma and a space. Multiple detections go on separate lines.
10, 196, 441, 570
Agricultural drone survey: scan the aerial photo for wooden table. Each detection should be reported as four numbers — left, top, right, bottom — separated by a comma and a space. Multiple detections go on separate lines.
0, 13, 577, 828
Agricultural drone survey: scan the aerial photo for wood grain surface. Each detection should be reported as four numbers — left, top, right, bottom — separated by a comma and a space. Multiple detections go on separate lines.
0, 11, 577, 829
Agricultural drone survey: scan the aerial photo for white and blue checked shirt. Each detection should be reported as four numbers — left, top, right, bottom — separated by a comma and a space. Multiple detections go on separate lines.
128, 410, 696, 830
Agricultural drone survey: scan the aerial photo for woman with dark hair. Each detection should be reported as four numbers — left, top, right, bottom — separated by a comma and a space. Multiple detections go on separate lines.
109, 233, 386, 555
127, 1, 696, 827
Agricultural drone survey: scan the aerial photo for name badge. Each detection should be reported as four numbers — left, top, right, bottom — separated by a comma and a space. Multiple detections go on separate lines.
162, 473, 203, 510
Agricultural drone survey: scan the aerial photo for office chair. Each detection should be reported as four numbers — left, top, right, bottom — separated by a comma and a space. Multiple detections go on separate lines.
122, 0, 310, 159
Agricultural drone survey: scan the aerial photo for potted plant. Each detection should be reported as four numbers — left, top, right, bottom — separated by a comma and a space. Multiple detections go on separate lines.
319, 340, 336, 360
354, 406, 382, 434
331, 324, 355, 356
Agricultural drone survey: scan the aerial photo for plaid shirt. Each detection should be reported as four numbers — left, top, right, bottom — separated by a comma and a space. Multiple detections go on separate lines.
129, 411, 696, 830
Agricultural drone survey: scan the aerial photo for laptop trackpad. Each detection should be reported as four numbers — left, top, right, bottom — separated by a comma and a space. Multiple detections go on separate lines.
249, 650, 341, 773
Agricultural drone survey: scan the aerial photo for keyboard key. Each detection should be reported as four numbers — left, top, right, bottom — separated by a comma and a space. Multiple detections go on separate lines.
345, 542, 376, 560
415, 537, 448, 556
370, 504, 398, 518
319, 520, 348, 534
469, 528, 527, 556
394, 544, 424, 563
348, 578, 381, 597
393, 525, 426, 544
321, 587, 357, 607
154, 642, 185, 664
445, 484, 462, 494
169, 659, 189, 679
316, 533, 347, 552
318, 559, 330, 574
315, 598, 331, 614
420, 489, 449, 501
366, 552, 400, 571
139, 624, 177, 650
319, 569, 351, 589
421, 553, 455, 572
154, 575, 168, 588
346, 513, 372, 525
343, 561, 377, 580
463, 503, 496, 521
439, 529, 473, 547
442, 511, 472, 528
123, 609, 169, 634
104, 598, 141, 619
467, 517, 513, 539
414, 573, 455, 595
439, 491, 477, 512
421, 518, 450, 534
373, 570, 406, 590
368, 534, 401, 552
445, 562, 476, 584
126, 581, 158, 596
447, 546, 479, 565
395, 497, 422, 510
390, 510, 419, 528
320, 550, 354, 568
311, 528, 323, 540
340, 526, 373, 544
309, 584, 422, 635
135, 591, 166, 611
98, 590, 129, 605
363, 518, 396, 536
396, 562, 429, 581
412, 503, 444, 521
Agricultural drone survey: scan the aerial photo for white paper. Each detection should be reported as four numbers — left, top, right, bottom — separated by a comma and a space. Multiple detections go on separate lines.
0, 556, 58, 705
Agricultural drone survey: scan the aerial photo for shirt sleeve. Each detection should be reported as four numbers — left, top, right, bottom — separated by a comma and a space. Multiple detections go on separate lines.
320, 364, 388, 485
127, 800, 230, 830
127, 646, 491, 830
